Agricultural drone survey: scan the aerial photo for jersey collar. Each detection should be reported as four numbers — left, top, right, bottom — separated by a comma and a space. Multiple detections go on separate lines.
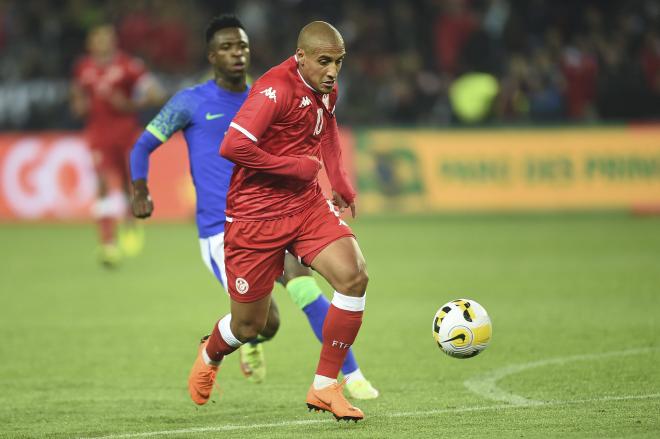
293, 54, 319, 93
210, 79, 249, 96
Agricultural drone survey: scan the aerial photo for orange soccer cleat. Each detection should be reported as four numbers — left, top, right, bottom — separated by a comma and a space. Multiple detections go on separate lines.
188, 335, 219, 405
306, 380, 364, 422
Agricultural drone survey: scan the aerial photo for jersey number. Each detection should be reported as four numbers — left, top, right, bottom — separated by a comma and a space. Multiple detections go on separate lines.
313, 108, 324, 136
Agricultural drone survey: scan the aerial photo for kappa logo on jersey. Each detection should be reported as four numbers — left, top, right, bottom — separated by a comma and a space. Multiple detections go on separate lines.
260, 87, 277, 102
299, 96, 312, 108
236, 277, 249, 294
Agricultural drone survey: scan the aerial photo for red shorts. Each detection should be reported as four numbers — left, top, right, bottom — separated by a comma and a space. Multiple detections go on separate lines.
224, 196, 354, 302
86, 128, 139, 175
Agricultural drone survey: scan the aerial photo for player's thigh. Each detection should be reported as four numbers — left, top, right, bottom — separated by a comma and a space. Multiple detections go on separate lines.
290, 197, 354, 266
310, 236, 368, 296
291, 197, 367, 295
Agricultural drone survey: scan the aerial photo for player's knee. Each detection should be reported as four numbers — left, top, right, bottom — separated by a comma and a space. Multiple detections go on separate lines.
233, 317, 268, 342
338, 269, 369, 296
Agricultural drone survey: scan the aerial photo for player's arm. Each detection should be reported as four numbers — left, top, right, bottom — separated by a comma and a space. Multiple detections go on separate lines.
220, 83, 321, 180
70, 60, 89, 118
130, 131, 160, 219
130, 91, 193, 218
69, 82, 89, 118
321, 116, 357, 217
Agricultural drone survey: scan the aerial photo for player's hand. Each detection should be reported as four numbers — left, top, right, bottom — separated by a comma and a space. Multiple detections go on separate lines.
297, 155, 322, 181
131, 179, 154, 219
332, 190, 356, 218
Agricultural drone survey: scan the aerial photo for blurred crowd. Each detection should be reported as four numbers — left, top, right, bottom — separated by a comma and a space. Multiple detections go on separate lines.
1, 0, 659, 128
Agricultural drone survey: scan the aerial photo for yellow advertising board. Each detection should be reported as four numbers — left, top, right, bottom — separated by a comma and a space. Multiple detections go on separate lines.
356, 127, 660, 213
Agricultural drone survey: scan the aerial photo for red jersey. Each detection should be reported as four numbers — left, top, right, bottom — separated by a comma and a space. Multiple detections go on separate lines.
73, 52, 146, 142
221, 56, 355, 221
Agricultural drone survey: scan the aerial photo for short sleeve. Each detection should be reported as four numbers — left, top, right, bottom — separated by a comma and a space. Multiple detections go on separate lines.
229, 78, 290, 143
146, 89, 197, 142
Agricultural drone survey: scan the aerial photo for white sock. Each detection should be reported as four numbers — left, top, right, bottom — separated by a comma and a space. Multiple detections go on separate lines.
219, 314, 243, 348
331, 291, 366, 311
343, 368, 366, 384
313, 374, 337, 390
92, 191, 127, 219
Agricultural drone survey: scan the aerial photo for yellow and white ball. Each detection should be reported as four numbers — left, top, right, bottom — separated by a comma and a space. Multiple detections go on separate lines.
432, 299, 492, 358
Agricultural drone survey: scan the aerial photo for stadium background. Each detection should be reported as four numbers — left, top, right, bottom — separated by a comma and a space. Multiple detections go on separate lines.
1, 1, 660, 438
1, 0, 659, 219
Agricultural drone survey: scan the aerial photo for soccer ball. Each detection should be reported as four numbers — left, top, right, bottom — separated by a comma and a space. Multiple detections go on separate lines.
432, 299, 492, 358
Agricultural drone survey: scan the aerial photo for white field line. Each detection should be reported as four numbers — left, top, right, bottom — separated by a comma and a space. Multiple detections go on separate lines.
388, 392, 660, 417
83, 392, 660, 439
463, 347, 659, 406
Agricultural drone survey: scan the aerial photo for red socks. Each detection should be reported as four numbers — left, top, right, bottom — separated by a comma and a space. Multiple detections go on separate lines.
204, 315, 242, 363
316, 301, 364, 378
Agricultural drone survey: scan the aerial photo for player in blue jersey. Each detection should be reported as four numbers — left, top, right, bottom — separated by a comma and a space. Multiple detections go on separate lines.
129, 15, 378, 400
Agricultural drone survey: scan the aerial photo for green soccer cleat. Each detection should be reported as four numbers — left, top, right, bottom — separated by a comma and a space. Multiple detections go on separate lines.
239, 343, 266, 383
345, 378, 380, 400
118, 223, 145, 257
97, 243, 122, 269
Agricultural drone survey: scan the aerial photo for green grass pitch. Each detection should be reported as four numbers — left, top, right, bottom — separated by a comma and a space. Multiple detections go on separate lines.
1, 214, 659, 438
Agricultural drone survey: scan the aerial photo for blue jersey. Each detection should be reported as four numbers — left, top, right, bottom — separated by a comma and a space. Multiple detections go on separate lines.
131, 80, 249, 238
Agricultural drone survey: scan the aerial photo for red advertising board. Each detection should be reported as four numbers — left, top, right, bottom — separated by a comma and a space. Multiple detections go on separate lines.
0, 130, 355, 222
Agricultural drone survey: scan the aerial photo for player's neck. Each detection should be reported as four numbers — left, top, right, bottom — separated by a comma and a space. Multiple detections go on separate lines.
215, 76, 247, 93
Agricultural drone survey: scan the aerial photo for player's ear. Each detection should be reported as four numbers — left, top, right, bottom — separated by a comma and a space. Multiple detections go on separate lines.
207, 50, 215, 65
296, 48, 305, 66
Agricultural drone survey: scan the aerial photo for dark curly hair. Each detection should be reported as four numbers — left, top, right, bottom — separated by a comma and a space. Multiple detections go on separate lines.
205, 14, 245, 45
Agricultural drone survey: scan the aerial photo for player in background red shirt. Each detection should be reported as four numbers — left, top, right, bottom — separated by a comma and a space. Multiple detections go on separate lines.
71, 24, 164, 267
188, 21, 368, 422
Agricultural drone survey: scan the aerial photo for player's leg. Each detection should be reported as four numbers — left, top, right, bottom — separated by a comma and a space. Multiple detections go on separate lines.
291, 199, 368, 420
309, 236, 368, 379
188, 295, 271, 405
118, 139, 144, 257
199, 231, 279, 383
91, 146, 126, 267
281, 253, 378, 399
239, 297, 280, 383
189, 219, 287, 404
303, 237, 368, 420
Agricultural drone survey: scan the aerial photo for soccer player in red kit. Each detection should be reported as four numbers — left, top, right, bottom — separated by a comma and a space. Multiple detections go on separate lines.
71, 24, 163, 267
188, 21, 368, 421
